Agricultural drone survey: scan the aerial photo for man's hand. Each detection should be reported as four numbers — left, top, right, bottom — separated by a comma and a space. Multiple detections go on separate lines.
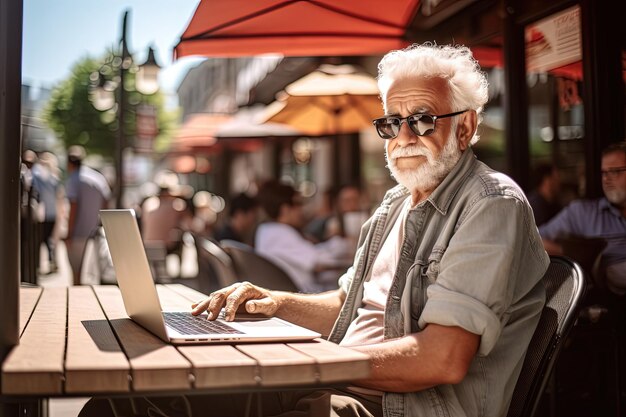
191, 281, 279, 321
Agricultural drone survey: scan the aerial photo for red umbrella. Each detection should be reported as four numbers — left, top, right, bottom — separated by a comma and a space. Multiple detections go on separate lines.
174, 0, 420, 58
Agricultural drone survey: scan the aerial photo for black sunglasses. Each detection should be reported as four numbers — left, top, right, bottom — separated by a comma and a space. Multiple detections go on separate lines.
372, 109, 468, 139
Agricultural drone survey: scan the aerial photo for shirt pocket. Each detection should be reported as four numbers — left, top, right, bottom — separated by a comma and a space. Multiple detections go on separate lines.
407, 260, 429, 333
407, 250, 446, 333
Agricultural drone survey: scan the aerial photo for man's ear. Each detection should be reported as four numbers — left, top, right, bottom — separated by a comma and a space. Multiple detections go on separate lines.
456, 110, 477, 151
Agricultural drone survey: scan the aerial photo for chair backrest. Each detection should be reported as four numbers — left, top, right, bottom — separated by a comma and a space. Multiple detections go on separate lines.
506, 256, 586, 417
220, 239, 299, 292
194, 236, 239, 291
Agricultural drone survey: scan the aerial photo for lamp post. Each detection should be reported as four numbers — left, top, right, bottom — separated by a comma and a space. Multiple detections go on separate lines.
90, 9, 160, 208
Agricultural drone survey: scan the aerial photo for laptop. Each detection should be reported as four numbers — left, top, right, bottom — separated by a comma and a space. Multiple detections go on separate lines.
100, 209, 321, 344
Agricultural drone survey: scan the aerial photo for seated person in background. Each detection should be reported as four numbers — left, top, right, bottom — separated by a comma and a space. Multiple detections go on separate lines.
540, 142, 626, 295
140, 171, 192, 256
527, 162, 562, 226
214, 192, 259, 245
191, 43, 549, 417
255, 180, 350, 293
304, 187, 336, 242
325, 184, 369, 247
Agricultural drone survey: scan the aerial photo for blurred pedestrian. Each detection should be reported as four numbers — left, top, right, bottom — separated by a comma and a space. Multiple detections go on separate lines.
31, 151, 61, 273
65, 145, 111, 285
20, 149, 38, 283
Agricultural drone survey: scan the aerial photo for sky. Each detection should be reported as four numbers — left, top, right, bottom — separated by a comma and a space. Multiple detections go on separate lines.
22, 0, 205, 98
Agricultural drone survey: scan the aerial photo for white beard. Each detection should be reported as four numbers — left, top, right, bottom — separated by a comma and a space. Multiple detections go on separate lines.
386, 131, 462, 192
605, 188, 626, 207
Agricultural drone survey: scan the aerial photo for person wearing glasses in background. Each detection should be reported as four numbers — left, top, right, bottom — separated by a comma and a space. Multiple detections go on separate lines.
540, 142, 626, 296
81, 43, 548, 417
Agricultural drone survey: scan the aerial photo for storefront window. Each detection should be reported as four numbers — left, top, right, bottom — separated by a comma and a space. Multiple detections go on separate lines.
526, 5, 585, 202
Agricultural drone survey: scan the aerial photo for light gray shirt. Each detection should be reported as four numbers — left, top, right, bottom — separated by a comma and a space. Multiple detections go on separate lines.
66, 166, 110, 238
329, 148, 550, 417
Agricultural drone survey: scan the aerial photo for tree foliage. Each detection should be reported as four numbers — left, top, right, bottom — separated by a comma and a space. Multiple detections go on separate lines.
43, 53, 174, 158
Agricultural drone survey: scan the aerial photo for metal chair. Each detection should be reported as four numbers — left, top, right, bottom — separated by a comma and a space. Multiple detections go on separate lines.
220, 239, 299, 292
506, 256, 587, 417
193, 235, 239, 293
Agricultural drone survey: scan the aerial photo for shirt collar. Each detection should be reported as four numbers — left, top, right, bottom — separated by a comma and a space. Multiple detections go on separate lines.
426, 147, 476, 215
599, 197, 624, 218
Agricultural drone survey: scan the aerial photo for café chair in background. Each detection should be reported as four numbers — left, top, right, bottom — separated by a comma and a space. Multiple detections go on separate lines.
506, 256, 586, 417
193, 235, 239, 294
220, 239, 299, 292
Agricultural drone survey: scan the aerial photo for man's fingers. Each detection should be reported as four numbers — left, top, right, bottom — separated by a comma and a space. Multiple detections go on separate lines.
223, 284, 253, 321
207, 292, 227, 320
191, 297, 212, 316
193, 282, 269, 321
191, 283, 242, 317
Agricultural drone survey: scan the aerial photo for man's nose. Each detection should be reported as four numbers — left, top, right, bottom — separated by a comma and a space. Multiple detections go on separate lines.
395, 122, 418, 147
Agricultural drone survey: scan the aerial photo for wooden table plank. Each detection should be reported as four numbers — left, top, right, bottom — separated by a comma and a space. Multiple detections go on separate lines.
65, 286, 130, 394
288, 339, 370, 383
2, 287, 67, 395
19, 286, 42, 337
93, 286, 192, 392
177, 345, 258, 389
236, 344, 317, 387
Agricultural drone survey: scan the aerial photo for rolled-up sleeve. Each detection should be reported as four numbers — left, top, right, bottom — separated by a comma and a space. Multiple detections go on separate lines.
418, 194, 547, 356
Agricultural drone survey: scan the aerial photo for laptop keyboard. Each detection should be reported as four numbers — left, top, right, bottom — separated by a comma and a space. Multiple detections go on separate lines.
163, 312, 243, 335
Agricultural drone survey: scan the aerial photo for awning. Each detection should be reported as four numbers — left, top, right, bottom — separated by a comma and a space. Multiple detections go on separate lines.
169, 113, 229, 153
174, 0, 420, 58
169, 109, 302, 155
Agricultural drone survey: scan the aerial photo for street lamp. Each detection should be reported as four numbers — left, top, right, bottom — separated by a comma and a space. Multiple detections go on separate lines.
89, 9, 161, 209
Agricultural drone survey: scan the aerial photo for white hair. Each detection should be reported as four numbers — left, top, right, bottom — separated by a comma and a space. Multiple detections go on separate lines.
377, 43, 489, 145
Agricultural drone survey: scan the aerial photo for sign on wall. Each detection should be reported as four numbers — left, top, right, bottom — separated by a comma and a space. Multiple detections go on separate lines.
525, 6, 581, 74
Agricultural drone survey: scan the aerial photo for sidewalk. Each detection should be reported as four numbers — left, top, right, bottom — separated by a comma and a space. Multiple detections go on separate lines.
36, 241, 72, 288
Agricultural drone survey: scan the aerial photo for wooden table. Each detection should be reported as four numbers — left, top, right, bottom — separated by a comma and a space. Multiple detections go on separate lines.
1, 285, 370, 400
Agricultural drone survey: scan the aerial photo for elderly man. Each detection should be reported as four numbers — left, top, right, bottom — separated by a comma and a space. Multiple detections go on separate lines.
80, 43, 549, 417
189, 43, 549, 417
540, 142, 626, 294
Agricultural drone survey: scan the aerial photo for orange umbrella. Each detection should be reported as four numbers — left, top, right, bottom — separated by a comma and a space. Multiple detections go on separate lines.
263, 64, 383, 136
